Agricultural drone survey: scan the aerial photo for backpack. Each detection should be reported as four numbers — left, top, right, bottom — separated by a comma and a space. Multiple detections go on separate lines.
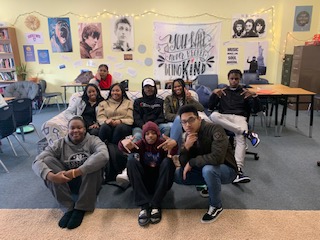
74, 71, 94, 84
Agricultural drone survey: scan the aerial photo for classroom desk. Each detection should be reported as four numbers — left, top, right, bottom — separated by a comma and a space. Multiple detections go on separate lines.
250, 84, 315, 137
61, 83, 87, 103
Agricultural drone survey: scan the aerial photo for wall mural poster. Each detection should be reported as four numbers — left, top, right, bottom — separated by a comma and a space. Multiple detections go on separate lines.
293, 6, 312, 32
78, 23, 103, 59
48, 17, 73, 53
232, 14, 268, 39
111, 16, 134, 52
244, 41, 268, 75
23, 45, 36, 62
154, 22, 221, 81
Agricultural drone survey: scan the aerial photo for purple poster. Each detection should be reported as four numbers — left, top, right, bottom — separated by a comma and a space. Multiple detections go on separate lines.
23, 45, 36, 62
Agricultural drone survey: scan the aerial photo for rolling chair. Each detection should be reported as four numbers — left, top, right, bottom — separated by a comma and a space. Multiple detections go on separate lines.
38, 79, 65, 113
9, 98, 40, 142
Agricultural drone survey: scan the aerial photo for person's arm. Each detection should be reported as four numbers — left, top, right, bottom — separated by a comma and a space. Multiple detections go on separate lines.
187, 98, 205, 112
78, 136, 109, 175
119, 100, 134, 125
208, 91, 221, 111
154, 99, 166, 125
164, 96, 177, 122
133, 99, 144, 128
96, 101, 108, 125
64, 98, 81, 120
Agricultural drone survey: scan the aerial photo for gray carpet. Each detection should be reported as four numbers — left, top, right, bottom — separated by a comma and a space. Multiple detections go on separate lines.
1, 105, 320, 210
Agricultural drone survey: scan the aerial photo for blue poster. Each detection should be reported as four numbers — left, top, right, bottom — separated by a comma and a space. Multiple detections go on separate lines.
38, 50, 50, 64
23, 45, 36, 62
293, 6, 313, 32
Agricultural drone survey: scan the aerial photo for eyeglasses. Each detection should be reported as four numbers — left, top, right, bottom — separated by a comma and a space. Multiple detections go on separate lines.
181, 116, 197, 125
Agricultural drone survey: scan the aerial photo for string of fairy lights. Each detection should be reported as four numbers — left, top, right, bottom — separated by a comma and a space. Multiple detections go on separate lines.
7, 7, 314, 58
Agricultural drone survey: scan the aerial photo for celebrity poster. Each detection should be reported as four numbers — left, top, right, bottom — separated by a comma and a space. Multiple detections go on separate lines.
231, 14, 268, 39
48, 18, 73, 52
244, 41, 268, 75
78, 23, 103, 59
293, 6, 313, 32
111, 16, 134, 52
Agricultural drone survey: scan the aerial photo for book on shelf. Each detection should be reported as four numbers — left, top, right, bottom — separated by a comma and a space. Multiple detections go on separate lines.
0, 71, 15, 80
0, 44, 12, 53
0, 58, 14, 68
0, 29, 9, 40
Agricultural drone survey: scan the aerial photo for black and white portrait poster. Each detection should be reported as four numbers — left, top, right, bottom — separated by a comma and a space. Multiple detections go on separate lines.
154, 22, 221, 81
244, 41, 268, 75
78, 23, 103, 59
293, 6, 312, 32
111, 16, 134, 52
231, 14, 268, 39
48, 18, 72, 52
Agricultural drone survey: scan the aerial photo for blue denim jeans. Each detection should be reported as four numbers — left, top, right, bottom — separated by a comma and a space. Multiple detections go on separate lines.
174, 164, 236, 208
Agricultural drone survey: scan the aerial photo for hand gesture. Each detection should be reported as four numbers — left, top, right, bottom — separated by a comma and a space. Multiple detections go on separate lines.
213, 88, 226, 98
121, 136, 139, 153
95, 72, 101, 81
157, 134, 177, 158
241, 88, 257, 99
47, 171, 71, 184
183, 162, 192, 180
184, 133, 198, 150
88, 123, 99, 129
185, 88, 192, 100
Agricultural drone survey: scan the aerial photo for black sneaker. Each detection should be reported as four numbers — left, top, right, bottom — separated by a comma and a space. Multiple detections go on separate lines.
200, 187, 209, 198
201, 206, 223, 223
138, 208, 150, 226
233, 172, 251, 183
246, 131, 260, 147
150, 208, 162, 224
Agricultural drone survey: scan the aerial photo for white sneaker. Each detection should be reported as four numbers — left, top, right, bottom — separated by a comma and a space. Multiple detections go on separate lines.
116, 168, 130, 185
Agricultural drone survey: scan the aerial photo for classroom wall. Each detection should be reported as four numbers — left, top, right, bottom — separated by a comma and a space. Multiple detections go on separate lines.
1, 0, 319, 100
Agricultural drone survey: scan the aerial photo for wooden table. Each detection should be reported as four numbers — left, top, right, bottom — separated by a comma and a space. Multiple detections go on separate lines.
250, 84, 315, 137
61, 83, 87, 103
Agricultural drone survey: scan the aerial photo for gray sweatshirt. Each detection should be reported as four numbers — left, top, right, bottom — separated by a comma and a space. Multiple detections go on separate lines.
32, 133, 109, 180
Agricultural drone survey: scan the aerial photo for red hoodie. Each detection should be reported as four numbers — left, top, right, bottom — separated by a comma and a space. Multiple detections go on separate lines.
97, 74, 112, 90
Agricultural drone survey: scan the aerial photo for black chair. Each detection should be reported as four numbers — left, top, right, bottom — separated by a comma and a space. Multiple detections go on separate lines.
120, 79, 129, 91
38, 79, 65, 113
194, 74, 219, 91
9, 98, 40, 142
0, 105, 30, 158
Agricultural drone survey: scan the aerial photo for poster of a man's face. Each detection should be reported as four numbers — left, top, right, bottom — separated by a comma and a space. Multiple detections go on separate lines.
48, 18, 72, 52
78, 23, 103, 59
111, 16, 134, 52
231, 14, 267, 39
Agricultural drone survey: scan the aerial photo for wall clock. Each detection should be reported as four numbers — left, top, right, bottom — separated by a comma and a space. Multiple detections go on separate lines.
25, 15, 40, 31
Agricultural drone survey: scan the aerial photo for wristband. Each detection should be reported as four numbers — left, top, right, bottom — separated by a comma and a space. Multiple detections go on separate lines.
72, 169, 76, 178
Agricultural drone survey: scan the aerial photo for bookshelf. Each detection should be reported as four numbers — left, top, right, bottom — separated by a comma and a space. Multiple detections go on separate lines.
0, 27, 21, 81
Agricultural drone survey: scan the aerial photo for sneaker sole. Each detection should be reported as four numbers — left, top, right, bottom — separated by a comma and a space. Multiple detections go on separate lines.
233, 178, 251, 184
252, 138, 260, 148
200, 209, 223, 223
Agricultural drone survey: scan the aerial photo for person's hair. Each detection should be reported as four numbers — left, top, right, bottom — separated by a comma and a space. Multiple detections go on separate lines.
178, 104, 199, 117
228, 69, 243, 79
172, 78, 186, 103
115, 17, 131, 32
82, 24, 100, 42
255, 18, 266, 34
68, 115, 86, 128
98, 64, 108, 71
106, 83, 129, 110
82, 83, 104, 103
55, 20, 70, 41
245, 19, 255, 31
233, 19, 245, 33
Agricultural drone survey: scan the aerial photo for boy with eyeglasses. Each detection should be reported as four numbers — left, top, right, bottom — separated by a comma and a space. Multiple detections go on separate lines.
171, 104, 238, 223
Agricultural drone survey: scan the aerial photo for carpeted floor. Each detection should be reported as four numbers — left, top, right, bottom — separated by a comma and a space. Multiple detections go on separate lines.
1, 209, 319, 240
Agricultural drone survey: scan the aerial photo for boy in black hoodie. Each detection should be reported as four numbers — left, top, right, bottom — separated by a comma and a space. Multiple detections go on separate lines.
119, 121, 177, 226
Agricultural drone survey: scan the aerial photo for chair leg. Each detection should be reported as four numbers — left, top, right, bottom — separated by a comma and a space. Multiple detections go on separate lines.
55, 96, 60, 111
12, 133, 30, 156
29, 123, 41, 139
19, 126, 26, 142
6, 137, 18, 156
38, 97, 47, 113
0, 159, 9, 173
60, 95, 66, 109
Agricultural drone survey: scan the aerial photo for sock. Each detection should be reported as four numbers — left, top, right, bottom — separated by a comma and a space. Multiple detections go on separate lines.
67, 209, 85, 229
58, 210, 73, 228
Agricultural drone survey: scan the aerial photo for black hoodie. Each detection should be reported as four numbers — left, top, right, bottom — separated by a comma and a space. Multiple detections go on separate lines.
133, 78, 166, 128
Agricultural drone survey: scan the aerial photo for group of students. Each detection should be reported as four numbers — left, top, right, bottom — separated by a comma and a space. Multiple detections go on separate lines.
32, 68, 261, 229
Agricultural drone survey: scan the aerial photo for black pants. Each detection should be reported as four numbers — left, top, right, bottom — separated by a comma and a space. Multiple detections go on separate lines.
127, 153, 175, 208
99, 123, 132, 144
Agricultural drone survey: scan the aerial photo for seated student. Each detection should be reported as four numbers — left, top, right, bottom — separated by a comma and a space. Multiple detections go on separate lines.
97, 83, 133, 144
173, 105, 237, 223
116, 78, 171, 185
89, 64, 112, 90
208, 69, 260, 183
32, 116, 109, 229
164, 78, 204, 123
118, 121, 177, 226
64, 83, 104, 136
